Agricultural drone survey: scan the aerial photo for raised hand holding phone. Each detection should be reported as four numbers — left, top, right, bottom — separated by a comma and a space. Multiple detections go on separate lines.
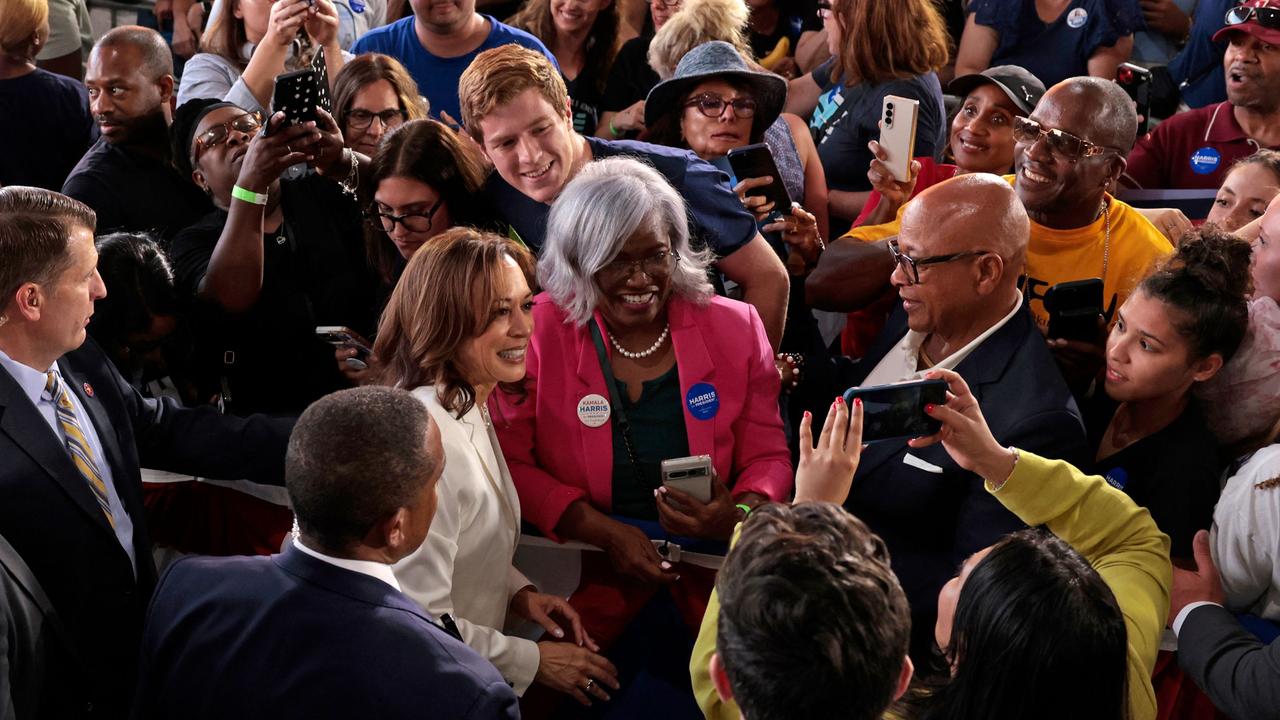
908, 369, 1018, 487
878, 95, 920, 184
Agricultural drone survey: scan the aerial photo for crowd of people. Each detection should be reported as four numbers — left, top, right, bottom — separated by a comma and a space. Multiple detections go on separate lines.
3, 0, 1280, 717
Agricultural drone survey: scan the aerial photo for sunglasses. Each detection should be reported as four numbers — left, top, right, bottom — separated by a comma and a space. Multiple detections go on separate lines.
346, 108, 407, 131
367, 197, 445, 234
684, 93, 758, 119
192, 111, 262, 163
1225, 4, 1280, 29
1012, 116, 1121, 161
888, 238, 992, 285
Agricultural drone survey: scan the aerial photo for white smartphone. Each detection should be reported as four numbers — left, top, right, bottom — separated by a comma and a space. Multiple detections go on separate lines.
660, 455, 713, 503
879, 95, 920, 183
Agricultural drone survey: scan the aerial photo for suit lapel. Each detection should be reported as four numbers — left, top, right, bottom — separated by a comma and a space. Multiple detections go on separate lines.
669, 299, 716, 458
0, 363, 116, 535
576, 315, 614, 509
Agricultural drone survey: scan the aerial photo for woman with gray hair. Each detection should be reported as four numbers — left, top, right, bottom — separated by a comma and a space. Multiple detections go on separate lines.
493, 156, 791, 710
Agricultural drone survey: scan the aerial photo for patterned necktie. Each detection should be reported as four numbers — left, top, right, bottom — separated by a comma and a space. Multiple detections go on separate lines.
45, 371, 114, 527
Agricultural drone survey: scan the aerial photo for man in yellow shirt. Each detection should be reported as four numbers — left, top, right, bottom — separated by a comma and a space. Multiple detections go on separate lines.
807, 76, 1172, 338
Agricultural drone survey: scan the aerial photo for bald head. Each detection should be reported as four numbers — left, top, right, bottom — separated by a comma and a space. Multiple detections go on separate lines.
1042, 77, 1138, 152
93, 26, 173, 81
905, 173, 1029, 281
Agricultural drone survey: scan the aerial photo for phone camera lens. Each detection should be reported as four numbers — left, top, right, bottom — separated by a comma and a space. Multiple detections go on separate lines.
886, 102, 894, 110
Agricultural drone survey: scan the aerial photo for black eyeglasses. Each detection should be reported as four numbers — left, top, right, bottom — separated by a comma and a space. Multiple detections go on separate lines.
816, 0, 833, 19
192, 111, 262, 161
1012, 116, 1121, 161
598, 249, 679, 282
684, 93, 758, 119
367, 197, 444, 234
888, 238, 991, 285
1225, 4, 1280, 30
346, 108, 407, 131
651, 0, 680, 7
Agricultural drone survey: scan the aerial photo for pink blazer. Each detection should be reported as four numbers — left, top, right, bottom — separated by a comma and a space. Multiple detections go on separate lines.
491, 293, 792, 539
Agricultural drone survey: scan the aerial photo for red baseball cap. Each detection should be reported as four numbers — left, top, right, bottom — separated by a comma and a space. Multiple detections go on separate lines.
1212, 0, 1280, 45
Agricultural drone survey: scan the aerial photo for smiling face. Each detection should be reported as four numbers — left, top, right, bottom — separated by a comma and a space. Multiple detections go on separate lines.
1013, 89, 1121, 225
551, 0, 607, 36
650, 0, 680, 29
190, 107, 258, 209
478, 87, 580, 205
456, 256, 535, 391
40, 224, 108, 358
85, 44, 168, 146
1224, 33, 1280, 113
373, 176, 452, 259
949, 84, 1020, 174
233, 0, 274, 44
892, 212, 987, 338
344, 80, 405, 157
1207, 162, 1280, 233
409, 0, 477, 34
1104, 290, 1219, 403
935, 545, 993, 655
680, 79, 754, 160
594, 226, 674, 333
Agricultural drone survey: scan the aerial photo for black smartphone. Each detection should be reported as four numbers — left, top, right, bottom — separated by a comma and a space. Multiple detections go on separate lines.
315, 325, 370, 360
726, 143, 793, 214
1116, 63, 1152, 137
309, 45, 332, 115
268, 69, 321, 135
1044, 278, 1104, 342
842, 378, 947, 443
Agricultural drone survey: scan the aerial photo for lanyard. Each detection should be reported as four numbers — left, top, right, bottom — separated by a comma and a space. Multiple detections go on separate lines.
588, 320, 650, 489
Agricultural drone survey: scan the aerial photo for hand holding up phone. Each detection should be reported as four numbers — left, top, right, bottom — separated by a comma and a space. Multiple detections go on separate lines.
908, 369, 1018, 487
235, 112, 318, 192
866, 139, 921, 212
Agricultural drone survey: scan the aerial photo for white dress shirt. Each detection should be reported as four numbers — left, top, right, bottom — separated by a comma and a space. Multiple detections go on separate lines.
0, 348, 137, 572
393, 386, 540, 694
1212, 444, 1280, 622
861, 291, 1024, 387
292, 536, 401, 591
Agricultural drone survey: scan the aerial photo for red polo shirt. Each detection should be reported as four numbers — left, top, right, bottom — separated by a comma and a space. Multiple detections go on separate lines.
1122, 102, 1275, 190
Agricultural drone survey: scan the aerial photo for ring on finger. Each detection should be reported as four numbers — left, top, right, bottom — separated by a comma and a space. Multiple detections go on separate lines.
584, 678, 596, 692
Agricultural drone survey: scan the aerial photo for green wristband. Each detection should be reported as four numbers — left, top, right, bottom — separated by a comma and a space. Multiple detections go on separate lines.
609, 118, 623, 138
231, 185, 268, 205
736, 503, 753, 519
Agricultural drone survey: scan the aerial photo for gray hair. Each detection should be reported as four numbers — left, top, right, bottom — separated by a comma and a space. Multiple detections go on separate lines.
540, 156, 715, 326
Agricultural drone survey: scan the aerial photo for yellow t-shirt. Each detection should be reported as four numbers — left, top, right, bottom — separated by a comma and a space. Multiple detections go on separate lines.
840, 175, 1174, 331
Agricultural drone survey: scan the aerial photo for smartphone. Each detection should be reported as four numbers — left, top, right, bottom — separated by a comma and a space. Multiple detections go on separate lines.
1044, 278, 1104, 342
726, 143, 793, 214
842, 378, 946, 443
879, 95, 920, 183
309, 45, 332, 115
660, 455, 713, 503
268, 69, 321, 135
316, 325, 371, 360
1116, 63, 1152, 137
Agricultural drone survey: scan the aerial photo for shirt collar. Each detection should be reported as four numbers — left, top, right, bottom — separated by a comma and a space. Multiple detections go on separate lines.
1205, 101, 1250, 143
0, 348, 54, 408
292, 537, 402, 592
902, 290, 1024, 376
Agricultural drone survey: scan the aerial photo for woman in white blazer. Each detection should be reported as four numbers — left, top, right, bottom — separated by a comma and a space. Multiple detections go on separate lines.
372, 227, 619, 705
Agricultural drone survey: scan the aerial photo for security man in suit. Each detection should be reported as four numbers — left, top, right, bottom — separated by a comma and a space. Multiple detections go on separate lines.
0, 186, 293, 717
829, 174, 1089, 661
133, 386, 520, 719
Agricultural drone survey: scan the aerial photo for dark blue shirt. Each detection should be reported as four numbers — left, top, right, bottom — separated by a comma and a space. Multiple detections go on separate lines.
351, 15, 557, 122
0, 69, 98, 191
484, 136, 758, 257
969, 0, 1143, 88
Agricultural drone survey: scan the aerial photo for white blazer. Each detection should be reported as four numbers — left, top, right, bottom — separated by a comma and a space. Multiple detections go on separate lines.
394, 386, 540, 693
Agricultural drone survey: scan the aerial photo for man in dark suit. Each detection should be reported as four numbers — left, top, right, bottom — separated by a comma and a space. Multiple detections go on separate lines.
832, 174, 1089, 660
0, 186, 293, 717
1172, 529, 1280, 720
132, 387, 520, 719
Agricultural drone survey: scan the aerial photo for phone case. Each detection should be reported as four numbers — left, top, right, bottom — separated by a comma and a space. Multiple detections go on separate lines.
310, 46, 332, 114
271, 69, 320, 131
879, 95, 920, 183
661, 455, 714, 502
726, 143, 793, 212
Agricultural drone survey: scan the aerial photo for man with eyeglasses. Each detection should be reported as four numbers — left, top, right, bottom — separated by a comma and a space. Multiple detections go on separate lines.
1126, 0, 1280, 190
62, 26, 213, 241
809, 76, 1171, 391
830, 173, 1087, 662
165, 98, 378, 416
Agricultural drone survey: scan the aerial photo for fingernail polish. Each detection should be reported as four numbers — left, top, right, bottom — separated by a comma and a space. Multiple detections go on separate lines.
660, 561, 672, 570
854, 397, 862, 407
836, 396, 845, 406
925, 404, 935, 413
804, 411, 812, 419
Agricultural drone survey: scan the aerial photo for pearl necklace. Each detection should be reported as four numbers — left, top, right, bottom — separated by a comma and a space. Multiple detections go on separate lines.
608, 324, 670, 359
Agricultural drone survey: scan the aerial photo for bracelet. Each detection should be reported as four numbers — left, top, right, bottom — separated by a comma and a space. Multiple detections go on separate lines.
988, 446, 1020, 492
231, 185, 268, 206
735, 503, 754, 519
338, 149, 359, 197
609, 118, 623, 139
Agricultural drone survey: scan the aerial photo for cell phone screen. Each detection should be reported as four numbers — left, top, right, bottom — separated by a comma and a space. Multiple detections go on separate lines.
843, 379, 947, 442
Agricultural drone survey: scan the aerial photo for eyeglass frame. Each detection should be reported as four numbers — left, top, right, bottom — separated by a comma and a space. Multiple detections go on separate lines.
1225, 4, 1280, 29
1011, 116, 1124, 162
651, 0, 680, 7
816, 0, 834, 19
191, 110, 263, 165
597, 249, 681, 282
366, 196, 445, 234
344, 107, 408, 131
888, 238, 993, 285
683, 93, 758, 120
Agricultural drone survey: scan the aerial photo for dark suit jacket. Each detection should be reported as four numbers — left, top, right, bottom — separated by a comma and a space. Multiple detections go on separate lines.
836, 303, 1088, 657
0, 338, 292, 717
132, 545, 521, 720
1178, 604, 1280, 720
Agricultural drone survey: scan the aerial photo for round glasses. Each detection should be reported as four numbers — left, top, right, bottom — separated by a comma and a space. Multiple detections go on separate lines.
367, 197, 444, 234
192, 111, 262, 163
598, 249, 679, 282
346, 108, 407, 131
684, 94, 757, 119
